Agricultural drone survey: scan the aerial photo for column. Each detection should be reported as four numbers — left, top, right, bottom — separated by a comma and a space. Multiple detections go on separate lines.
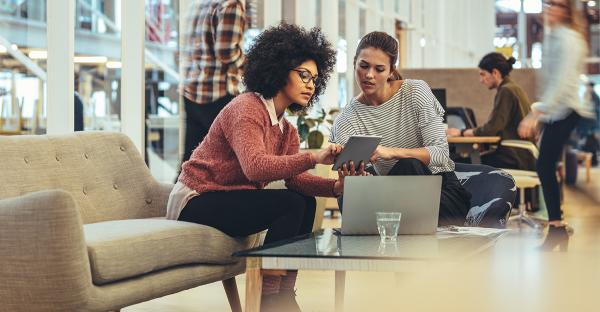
294, 0, 317, 29
518, 0, 527, 66
46, 0, 74, 134
345, 0, 360, 98
263, 0, 282, 28
320, 0, 339, 110
121, 0, 145, 155
178, 0, 191, 166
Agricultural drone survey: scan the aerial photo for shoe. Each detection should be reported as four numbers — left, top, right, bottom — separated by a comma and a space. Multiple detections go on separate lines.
538, 225, 570, 252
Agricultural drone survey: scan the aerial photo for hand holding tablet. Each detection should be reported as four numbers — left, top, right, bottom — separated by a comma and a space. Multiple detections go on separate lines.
332, 135, 382, 170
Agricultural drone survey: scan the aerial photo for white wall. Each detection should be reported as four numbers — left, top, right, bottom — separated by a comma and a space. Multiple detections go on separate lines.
399, 0, 495, 69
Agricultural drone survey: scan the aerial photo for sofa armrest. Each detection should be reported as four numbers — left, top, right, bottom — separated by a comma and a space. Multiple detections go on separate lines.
0, 190, 92, 310
149, 182, 175, 217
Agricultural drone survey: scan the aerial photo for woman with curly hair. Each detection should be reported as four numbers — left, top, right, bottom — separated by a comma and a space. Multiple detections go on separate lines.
166, 23, 363, 311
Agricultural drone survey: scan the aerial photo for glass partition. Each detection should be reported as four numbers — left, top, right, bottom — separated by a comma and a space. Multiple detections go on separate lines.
0, 0, 48, 135
145, 0, 180, 182
74, 0, 121, 132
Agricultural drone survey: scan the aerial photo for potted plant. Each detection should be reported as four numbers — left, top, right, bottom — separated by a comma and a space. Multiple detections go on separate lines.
295, 107, 340, 149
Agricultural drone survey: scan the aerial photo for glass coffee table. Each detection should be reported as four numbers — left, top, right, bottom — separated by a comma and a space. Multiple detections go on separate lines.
234, 228, 506, 312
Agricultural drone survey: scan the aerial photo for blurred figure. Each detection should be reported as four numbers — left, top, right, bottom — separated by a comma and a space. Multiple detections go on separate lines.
179, 0, 246, 171
447, 52, 535, 170
519, 0, 593, 232
74, 92, 84, 131
579, 82, 600, 166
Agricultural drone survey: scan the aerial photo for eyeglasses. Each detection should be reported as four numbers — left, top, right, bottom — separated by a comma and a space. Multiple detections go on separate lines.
292, 69, 319, 85
544, 1, 570, 10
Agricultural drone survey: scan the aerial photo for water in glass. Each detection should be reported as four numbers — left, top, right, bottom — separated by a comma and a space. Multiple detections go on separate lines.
376, 212, 401, 242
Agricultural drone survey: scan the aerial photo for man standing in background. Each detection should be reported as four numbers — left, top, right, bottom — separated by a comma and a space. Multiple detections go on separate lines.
180, 0, 246, 169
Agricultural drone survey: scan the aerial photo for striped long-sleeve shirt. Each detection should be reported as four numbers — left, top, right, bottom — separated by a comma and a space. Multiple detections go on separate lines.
181, 0, 246, 105
330, 79, 454, 175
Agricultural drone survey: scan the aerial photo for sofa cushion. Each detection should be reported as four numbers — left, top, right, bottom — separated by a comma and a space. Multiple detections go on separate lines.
84, 218, 257, 285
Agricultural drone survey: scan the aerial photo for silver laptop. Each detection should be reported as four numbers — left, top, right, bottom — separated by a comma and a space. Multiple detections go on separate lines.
340, 176, 442, 235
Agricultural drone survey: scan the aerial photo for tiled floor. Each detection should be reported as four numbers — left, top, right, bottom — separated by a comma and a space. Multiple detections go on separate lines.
124, 168, 600, 312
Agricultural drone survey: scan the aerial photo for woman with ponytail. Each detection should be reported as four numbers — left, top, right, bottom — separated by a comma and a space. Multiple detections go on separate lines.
330, 31, 471, 226
448, 52, 536, 171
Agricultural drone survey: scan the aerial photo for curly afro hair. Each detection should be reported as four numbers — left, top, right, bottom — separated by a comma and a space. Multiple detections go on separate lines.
243, 23, 336, 112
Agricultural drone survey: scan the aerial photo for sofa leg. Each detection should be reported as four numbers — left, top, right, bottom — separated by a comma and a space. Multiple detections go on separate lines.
223, 277, 242, 312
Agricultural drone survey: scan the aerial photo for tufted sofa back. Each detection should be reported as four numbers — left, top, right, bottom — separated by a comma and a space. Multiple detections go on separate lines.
0, 132, 167, 224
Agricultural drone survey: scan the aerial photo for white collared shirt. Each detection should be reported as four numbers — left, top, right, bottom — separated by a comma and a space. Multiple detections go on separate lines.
256, 93, 285, 132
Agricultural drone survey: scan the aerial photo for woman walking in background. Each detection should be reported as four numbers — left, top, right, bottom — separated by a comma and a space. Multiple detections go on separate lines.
519, 0, 593, 238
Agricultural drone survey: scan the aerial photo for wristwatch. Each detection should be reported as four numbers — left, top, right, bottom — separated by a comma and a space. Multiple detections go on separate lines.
460, 129, 467, 136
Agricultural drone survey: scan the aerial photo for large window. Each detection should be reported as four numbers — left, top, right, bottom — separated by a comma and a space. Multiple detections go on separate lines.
75, 0, 122, 132
145, 0, 180, 183
0, 0, 48, 135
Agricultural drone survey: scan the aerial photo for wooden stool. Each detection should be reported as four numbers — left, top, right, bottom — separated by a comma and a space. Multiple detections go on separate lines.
575, 151, 593, 183
509, 175, 543, 229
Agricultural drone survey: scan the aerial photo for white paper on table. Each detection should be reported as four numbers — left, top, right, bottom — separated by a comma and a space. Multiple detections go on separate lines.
436, 226, 510, 237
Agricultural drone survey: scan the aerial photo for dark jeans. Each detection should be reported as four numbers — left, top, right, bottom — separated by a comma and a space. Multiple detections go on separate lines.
537, 112, 581, 221
386, 158, 472, 226
178, 189, 316, 245
182, 94, 234, 166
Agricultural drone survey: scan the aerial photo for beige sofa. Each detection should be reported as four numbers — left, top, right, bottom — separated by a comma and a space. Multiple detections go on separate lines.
0, 132, 260, 311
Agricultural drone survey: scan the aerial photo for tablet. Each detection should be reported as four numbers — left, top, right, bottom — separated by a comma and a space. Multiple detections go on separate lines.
332, 135, 382, 170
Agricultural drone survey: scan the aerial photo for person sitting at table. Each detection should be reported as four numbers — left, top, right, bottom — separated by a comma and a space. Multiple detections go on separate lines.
330, 31, 471, 226
446, 52, 535, 170
166, 23, 366, 311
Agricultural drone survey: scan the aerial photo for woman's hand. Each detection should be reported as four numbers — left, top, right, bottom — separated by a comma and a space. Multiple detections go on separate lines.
333, 161, 370, 195
518, 114, 539, 139
312, 144, 343, 165
370, 145, 398, 162
445, 128, 461, 137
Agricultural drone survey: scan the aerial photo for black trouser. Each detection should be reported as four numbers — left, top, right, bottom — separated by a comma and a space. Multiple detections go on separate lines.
537, 112, 580, 221
386, 158, 472, 226
182, 94, 234, 165
178, 189, 316, 244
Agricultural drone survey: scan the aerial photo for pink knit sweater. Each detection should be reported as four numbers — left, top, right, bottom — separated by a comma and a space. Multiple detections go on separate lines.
179, 92, 337, 197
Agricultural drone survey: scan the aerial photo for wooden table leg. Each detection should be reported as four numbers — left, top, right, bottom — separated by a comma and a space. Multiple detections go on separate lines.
335, 270, 346, 312
586, 155, 591, 183
245, 258, 262, 312
223, 277, 242, 312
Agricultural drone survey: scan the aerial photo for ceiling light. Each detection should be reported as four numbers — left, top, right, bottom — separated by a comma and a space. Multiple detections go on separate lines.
106, 61, 122, 69
28, 50, 48, 59
74, 56, 108, 64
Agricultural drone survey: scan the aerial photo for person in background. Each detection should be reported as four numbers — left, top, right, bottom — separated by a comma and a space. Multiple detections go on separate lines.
330, 31, 471, 226
519, 0, 593, 236
168, 24, 365, 312
579, 82, 600, 166
447, 52, 535, 170
179, 0, 246, 171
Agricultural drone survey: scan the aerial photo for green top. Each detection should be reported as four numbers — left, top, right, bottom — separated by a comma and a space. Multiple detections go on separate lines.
474, 77, 535, 170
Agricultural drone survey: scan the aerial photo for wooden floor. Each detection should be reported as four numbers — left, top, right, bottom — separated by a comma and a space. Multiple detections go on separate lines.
124, 167, 600, 312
